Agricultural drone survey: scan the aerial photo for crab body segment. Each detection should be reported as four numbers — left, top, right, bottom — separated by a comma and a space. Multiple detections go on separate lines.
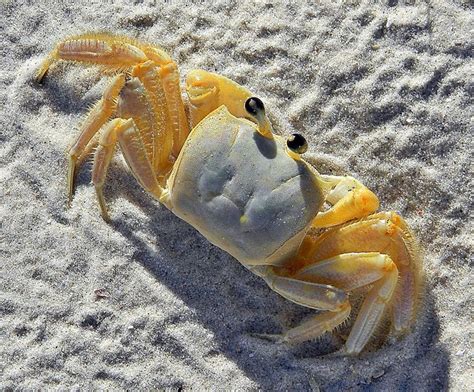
36, 33, 422, 354
169, 106, 325, 266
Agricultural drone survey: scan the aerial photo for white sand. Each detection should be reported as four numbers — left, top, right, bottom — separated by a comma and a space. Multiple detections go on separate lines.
1, 0, 472, 390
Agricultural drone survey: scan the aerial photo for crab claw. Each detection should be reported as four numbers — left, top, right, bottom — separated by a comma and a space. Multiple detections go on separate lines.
186, 70, 273, 138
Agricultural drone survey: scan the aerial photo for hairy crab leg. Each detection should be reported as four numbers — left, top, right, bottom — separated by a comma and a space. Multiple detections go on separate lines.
270, 254, 398, 352
250, 265, 348, 311
247, 265, 351, 342
312, 175, 379, 228
36, 34, 191, 216
275, 253, 397, 345
345, 263, 399, 354
66, 74, 125, 202
299, 212, 422, 334
292, 252, 395, 291
92, 118, 164, 220
131, 61, 174, 173
365, 212, 422, 332
282, 302, 351, 344
35, 33, 149, 83
143, 47, 190, 158
35, 33, 187, 171
114, 77, 158, 171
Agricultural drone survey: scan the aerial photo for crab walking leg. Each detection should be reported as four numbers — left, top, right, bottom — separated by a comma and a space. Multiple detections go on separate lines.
258, 267, 348, 311
36, 33, 148, 83
345, 263, 399, 354
282, 303, 352, 344
282, 252, 396, 344
293, 252, 395, 291
131, 61, 173, 173
92, 118, 164, 219
74, 134, 99, 167
312, 175, 379, 228
369, 212, 422, 332
144, 47, 190, 157
67, 74, 125, 201
299, 212, 422, 333
162, 63, 190, 157
255, 268, 352, 342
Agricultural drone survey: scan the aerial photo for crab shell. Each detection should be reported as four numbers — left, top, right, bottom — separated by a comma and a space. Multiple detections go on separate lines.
165, 105, 326, 267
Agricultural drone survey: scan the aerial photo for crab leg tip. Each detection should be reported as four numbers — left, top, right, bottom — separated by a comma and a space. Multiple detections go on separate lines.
102, 211, 111, 223
35, 52, 56, 84
67, 156, 77, 203
35, 70, 47, 84
95, 187, 111, 222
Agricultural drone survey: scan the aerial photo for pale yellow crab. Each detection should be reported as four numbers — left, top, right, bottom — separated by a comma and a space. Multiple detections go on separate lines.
36, 33, 422, 354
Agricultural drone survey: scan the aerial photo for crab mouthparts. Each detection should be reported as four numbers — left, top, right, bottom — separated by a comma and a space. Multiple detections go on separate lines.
187, 85, 216, 101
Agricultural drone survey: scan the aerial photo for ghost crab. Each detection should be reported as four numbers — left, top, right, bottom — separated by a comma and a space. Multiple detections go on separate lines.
36, 33, 422, 354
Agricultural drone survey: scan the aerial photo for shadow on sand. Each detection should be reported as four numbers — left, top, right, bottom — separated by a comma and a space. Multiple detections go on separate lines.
106, 170, 450, 391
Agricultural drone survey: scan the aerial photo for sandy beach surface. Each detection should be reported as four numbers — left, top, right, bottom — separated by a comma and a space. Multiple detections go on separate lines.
1, 1, 472, 390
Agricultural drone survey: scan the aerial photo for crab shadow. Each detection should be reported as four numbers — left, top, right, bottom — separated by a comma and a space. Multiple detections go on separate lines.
106, 168, 450, 391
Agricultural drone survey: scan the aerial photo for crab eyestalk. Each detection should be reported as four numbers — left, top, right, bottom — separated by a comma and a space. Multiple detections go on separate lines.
244, 97, 273, 139
285, 133, 308, 160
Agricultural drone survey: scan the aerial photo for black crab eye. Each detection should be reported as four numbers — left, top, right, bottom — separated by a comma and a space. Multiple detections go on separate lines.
245, 97, 265, 116
286, 133, 308, 154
